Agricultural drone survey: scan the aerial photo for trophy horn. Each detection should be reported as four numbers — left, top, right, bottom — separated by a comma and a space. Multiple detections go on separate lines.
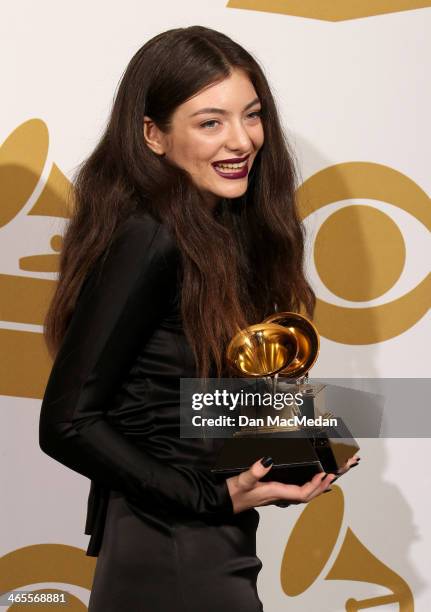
263, 311, 320, 378
281, 486, 414, 611
226, 322, 298, 377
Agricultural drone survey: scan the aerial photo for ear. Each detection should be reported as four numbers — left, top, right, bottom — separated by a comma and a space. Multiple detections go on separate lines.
143, 116, 166, 155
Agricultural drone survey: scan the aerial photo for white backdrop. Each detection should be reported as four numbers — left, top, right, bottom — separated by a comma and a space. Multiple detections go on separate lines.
1, 1, 430, 610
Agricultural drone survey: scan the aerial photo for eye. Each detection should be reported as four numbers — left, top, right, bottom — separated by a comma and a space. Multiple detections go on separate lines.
247, 110, 262, 119
200, 120, 220, 129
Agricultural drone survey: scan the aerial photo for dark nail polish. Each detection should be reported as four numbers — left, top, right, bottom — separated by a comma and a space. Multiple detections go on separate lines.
320, 472, 327, 480
351, 463, 359, 468
261, 456, 274, 467
331, 476, 339, 482
357, 457, 361, 461
324, 488, 333, 493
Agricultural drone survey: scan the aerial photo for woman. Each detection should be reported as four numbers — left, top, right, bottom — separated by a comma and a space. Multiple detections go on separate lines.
39, 25, 358, 611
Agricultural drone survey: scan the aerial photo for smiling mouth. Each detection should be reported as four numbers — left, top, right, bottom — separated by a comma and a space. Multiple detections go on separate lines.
211, 156, 250, 179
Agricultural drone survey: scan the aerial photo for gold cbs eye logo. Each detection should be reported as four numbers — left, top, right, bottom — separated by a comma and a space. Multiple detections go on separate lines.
296, 162, 430, 344
0, 544, 95, 610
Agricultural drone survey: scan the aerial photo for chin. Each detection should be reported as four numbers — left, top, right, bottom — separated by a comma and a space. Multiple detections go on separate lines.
223, 188, 248, 200
215, 183, 248, 200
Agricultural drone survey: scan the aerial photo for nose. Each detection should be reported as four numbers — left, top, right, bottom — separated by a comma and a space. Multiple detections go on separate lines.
224, 119, 253, 154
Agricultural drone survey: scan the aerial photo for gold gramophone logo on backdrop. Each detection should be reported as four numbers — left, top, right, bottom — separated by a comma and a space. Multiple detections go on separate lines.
226, 0, 431, 21
0, 119, 70, 399
281, 486, 414, 611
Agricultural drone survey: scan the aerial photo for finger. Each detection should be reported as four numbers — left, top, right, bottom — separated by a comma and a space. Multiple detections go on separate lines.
338, 455, 361, 474
238, 456, 274, 490
273, 472, 330, 504
261, 471, 334, 505
307, 476, 338, 501
347, 455, 360, 466
299, 472, 336, 501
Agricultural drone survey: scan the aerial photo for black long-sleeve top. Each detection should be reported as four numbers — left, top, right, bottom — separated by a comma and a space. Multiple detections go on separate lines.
39, 211, 234, 556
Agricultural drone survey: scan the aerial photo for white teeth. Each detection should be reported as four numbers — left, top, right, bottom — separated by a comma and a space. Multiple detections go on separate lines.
214, 159, 248, 170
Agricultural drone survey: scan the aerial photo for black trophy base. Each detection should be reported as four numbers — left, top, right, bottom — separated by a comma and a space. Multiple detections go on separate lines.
211, 435, 360, 486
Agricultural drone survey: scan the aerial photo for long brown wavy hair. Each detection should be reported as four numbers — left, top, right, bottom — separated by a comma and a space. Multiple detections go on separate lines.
44, 25, 315, 377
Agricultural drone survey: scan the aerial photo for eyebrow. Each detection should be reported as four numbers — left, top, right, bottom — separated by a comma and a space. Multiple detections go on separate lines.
189, 96, 261, 118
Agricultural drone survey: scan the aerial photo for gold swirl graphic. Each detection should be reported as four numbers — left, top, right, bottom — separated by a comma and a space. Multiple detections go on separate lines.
226, 0, 431, 21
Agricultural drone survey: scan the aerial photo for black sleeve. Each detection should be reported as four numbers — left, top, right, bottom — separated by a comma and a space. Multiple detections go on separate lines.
39, 213, 233, 518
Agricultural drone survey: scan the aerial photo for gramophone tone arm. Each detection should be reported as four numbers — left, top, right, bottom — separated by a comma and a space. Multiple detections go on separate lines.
346, 593, 403, 611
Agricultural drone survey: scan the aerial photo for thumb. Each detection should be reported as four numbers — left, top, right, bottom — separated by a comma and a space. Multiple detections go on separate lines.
239, 456, 274, 489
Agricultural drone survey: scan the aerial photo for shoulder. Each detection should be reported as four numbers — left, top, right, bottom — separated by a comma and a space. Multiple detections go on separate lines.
81, 211, 180, 299
107, 210, 180, 270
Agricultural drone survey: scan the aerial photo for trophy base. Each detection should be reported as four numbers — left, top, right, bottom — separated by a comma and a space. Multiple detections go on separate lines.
211, 435, 359, 485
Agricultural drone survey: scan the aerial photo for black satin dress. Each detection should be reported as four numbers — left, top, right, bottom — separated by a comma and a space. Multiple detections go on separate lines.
38, 211, 264, 612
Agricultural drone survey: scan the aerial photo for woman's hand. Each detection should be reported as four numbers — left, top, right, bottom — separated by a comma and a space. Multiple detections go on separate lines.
226, 454, 360, 513
336, 453, 360, 476
273, 453, 360, 507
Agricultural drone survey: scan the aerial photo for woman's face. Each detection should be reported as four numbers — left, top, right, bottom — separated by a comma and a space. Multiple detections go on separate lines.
144, 68, 264, 206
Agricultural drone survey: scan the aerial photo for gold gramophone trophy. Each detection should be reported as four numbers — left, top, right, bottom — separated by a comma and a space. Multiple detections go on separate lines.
211, 312, 360, 485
